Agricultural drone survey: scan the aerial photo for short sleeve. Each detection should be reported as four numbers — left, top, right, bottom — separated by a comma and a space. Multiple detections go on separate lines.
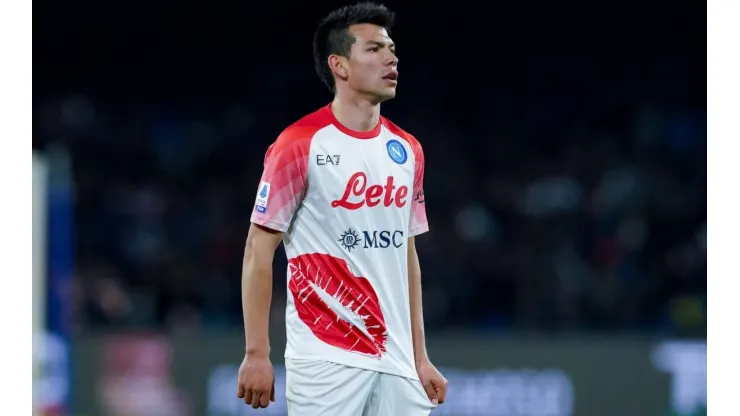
408, 140, 429, 236
250, 132, 311, 232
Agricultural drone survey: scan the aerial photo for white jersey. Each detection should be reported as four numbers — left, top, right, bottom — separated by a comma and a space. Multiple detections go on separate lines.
250, 104, 429, 380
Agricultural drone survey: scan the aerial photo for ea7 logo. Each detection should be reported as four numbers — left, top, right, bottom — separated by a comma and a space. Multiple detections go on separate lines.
317, 154, 340, 166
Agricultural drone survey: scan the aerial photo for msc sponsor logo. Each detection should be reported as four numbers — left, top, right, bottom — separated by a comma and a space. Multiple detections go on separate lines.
338, 228, 405, 251
364, 230, 405, 249
338, 229, 362, 252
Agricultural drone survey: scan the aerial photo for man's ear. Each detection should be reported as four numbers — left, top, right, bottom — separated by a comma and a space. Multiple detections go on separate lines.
328, 55, 349, 82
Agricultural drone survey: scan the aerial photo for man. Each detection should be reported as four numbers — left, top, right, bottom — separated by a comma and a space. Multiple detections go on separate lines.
236, 2, 448, 415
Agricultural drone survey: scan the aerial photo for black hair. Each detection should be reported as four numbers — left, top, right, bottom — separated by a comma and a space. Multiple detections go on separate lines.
312, 2, 395, 93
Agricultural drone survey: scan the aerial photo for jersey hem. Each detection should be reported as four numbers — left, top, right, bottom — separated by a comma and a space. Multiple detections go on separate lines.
409, 223, 430, 237
283, 352, 420, 381
251, 217, 289, 233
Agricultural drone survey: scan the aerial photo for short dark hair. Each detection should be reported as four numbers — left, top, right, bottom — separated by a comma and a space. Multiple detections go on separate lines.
313, 2, 395, 93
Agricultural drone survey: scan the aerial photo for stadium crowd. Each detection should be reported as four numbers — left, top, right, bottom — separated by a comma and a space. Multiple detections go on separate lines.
33, 55, 705, 337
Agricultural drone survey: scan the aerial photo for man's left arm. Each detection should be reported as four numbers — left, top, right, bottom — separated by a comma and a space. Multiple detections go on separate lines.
406, 136, 447, 404
408, 237, 430, 365
408, 237, 448, 405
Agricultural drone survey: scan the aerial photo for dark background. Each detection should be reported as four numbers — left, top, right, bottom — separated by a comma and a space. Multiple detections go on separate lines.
33, 0, 706, 337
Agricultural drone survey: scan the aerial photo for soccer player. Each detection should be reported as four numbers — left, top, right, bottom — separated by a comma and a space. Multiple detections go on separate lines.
236, 2, 448, 415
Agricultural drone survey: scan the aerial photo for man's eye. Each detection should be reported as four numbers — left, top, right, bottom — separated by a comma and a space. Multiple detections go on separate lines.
368, 47, 379, 52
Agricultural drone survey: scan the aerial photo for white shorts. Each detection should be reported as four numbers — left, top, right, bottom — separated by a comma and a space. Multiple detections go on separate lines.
285, 358, 436, 416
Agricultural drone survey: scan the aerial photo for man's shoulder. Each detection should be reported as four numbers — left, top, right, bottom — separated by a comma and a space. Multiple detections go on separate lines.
278, 106, 333, 142
265, 110, 330, 160
381, 116, 421, 149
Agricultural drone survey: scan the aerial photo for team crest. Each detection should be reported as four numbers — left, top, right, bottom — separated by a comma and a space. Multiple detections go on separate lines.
386, 140, 407, 165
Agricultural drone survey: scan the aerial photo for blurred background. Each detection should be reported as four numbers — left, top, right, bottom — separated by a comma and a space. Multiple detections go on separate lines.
32, 0, 706, 415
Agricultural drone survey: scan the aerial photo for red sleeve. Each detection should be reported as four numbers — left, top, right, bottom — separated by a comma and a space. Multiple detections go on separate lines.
409, 138, 429, 236
250, 130, 312, 232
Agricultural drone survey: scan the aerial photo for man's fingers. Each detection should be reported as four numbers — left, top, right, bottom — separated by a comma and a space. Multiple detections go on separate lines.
237, 383, 245, 398
260, 391, 271, 408
242, 384, 274, 408
422, 379, 439, 405
434, 378, 448, 404
251, 391, 263, 409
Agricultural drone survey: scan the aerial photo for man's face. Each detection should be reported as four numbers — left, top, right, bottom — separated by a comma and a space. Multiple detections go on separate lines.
344, 23, 398, 102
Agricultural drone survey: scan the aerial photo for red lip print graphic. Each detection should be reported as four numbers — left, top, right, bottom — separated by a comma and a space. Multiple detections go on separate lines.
288, 253, 387, 358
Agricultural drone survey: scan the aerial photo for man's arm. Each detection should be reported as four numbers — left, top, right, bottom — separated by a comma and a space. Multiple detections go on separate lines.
409, 236, 448, 405
238, 127, 310, 409
408, 236, 429, 365
405, 134, 446, 404
242, 223, 283, 357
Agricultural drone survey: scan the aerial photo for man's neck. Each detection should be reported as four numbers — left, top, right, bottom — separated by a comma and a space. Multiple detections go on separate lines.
331, 91, 381, 132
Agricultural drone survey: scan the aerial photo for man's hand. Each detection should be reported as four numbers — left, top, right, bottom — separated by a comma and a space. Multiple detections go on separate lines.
417, 359, 448, 405
236, 354, 275, 409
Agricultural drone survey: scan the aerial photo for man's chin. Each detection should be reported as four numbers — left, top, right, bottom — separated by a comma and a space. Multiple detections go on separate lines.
374, 88, 397, 102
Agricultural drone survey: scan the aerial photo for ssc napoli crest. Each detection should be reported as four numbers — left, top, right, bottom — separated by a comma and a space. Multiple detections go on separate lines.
386, 140, 407, 165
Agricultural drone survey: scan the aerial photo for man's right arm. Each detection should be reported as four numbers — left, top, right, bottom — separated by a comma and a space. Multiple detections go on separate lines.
243, 131, 311, 355
238, 127, 311, 408
242, 223, 283, 358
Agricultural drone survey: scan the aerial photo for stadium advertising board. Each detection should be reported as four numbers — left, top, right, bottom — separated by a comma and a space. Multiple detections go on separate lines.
72, 334, 705, 416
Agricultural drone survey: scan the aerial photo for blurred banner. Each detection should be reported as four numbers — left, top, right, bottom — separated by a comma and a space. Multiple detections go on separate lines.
33, 154, 48, 416
98, 334, 193, 416
72, 334, 705, 416
34, 150, 73, 416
